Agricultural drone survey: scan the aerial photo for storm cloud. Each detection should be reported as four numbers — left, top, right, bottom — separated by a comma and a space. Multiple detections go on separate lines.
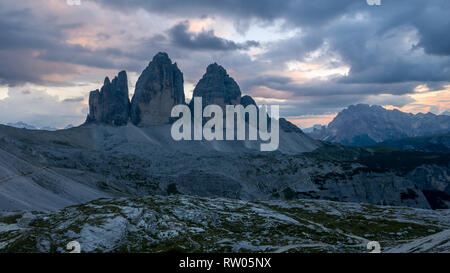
169, 21, 260, 51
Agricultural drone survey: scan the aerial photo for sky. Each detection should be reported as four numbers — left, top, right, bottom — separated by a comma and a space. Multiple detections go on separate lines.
0, 0, 449, 129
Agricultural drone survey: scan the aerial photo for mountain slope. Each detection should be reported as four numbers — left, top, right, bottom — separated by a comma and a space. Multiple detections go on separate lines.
0, 122, 320, 211
0, 137, 111, 211
1, 123, 449, 211
378, 134, 450, 153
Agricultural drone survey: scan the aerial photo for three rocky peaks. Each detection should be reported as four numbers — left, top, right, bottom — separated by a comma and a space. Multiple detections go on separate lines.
87, 52, 246, 126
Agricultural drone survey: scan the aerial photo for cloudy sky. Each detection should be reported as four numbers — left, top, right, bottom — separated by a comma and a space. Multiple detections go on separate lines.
0, 0, 449, 129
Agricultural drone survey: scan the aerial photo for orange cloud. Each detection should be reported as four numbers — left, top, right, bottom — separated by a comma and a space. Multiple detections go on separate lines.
250, 85, 293, 100
287, 114, 337, 129
386, 85, 450, 114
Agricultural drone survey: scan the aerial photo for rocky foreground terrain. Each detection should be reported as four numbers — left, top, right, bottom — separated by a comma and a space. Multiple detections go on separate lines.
1, 195, 449, 253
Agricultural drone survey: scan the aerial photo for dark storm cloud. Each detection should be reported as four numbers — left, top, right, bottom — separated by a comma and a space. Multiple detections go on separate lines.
62, 97, 84, 103
0, 7, 88, 85
379, 0, 450, 56
98, 0, 359, 28
243, 76, 421, 98
2, 0, 449, 88
38, 44, 121, 70
0, 8, 61, 51
1, 0, 449, 124
0, 3, 260, 86
169, 21, 260, 51
270, 91, 417, 117
316, 3, 450, 84
241, 75, 294, 89
97, 0, 450, 86
99, 0, 450, 56
0, 5, 142, 85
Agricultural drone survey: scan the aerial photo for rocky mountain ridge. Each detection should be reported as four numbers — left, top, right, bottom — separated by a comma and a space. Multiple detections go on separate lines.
84, 52, 314, 146
84, 53, 247, 127
309, 104, 450, 146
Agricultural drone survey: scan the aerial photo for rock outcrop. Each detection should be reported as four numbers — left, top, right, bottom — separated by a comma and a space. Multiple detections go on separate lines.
130, 52, 185, 126
189, 63, 241, 109
86, 71, 130, 126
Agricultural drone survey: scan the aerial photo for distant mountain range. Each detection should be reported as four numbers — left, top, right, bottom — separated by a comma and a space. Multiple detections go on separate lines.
302, 124, 325, 134
4, 122, 75, 131
308, 104, 450, 146
6, 121, 38, 130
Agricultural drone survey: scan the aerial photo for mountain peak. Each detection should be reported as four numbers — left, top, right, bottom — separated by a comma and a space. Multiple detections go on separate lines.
152, 52, 171, 64
206, 63, 227, 75
347, 104, 382, 111
117, 70, 127, 80
103, 77, 110, 86
190, 63, 241, 108
130, 52, 185, 126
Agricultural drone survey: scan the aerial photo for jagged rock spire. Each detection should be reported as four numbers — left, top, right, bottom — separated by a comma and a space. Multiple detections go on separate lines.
86, 71, 130, 126
130, 52, 185, 126
189, 63, 241, 109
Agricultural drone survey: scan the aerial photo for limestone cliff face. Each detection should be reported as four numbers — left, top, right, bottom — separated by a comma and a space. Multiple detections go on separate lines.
86, 71, 130, 126
189, 63, 241, 109
130, 52, 185, 126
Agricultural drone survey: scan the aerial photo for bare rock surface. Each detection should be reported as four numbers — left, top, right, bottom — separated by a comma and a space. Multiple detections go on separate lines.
189, 63, 241, 109
130, 52, 185, 126
310, 104, 450, 146
86, 71, 130, 126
